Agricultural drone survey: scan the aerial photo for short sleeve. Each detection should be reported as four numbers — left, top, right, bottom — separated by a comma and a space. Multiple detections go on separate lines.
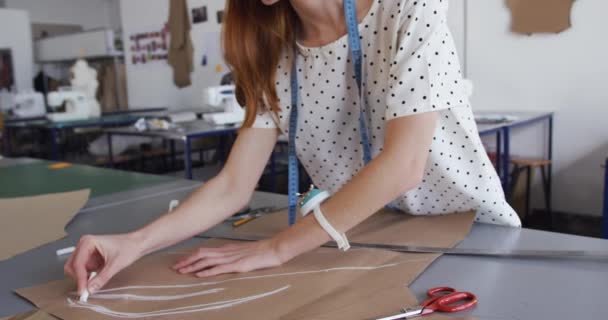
385, 0, 468, 121
251, 109, 279, 129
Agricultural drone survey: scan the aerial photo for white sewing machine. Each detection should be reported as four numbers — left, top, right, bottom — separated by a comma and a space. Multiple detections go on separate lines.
201, 85, 245, 125
13, 90, 46, 118
0, 90, 46, 118
47, 89, 100, 122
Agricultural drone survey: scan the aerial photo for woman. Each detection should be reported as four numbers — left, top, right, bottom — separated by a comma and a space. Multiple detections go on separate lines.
65, 0, 520, 296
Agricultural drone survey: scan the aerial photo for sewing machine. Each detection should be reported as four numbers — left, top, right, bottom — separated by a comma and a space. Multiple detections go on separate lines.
0, 90, 46, 119
201, 85, 245, 125
13, 90, 46, 118
47, 89, 101, 122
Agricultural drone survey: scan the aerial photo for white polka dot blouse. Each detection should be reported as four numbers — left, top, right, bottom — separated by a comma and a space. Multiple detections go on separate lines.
253, 0, 521, 227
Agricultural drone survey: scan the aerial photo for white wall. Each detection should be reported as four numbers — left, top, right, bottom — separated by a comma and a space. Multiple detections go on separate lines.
120, 0, 227, 109
448, 0, 608, 216
0, 9, 34, 91
106, 0, 122, 31
4, 0, 121, 30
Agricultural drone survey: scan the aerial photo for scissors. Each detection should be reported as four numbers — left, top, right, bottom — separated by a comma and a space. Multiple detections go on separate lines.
375, 287, 478, 320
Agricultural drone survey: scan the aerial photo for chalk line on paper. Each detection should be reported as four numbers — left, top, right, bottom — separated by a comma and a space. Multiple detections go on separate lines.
71, 287, 224, 301
91, 257, 428, 294
67, 285, 290, 318
65, 258, 428, 317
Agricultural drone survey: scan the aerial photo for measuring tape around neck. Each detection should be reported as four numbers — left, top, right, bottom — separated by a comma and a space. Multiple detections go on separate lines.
287, 0, 372, 225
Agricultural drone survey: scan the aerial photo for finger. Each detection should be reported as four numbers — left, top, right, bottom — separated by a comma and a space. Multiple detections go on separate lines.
216, 243, 251, 252
88, 262, 119, 294
195, 262, 241, 278
64, 254, 75, 277
172, 252, 203, 271
179, 254, 243, 274
72, 238, 98, 294
172, 247, 238, 270
85, 254, 104, 271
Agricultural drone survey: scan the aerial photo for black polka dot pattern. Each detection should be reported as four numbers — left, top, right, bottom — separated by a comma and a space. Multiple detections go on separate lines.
252, 0, 520, 227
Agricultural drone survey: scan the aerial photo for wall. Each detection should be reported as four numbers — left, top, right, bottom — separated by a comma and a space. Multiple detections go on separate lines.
0, 9, 34, 91
119, 0, 227, 109
4, 0, 120, 30
106, 0, 122, 32
447, 0, 608, 216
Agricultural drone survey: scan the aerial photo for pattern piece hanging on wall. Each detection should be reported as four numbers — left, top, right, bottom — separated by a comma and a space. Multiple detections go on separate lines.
507, 0, 576, 34
167, 0, 195, 88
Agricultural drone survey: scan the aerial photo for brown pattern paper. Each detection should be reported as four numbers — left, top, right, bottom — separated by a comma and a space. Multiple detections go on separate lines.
17, 211, 476, 320
507, 0, 576, 34
0, 190, 90, 261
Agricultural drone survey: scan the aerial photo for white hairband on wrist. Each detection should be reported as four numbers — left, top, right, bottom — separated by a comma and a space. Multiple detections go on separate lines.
298, 187, 350, 251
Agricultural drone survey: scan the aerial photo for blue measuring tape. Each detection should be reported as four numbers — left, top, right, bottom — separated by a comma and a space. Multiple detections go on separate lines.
288, 0, 373, 225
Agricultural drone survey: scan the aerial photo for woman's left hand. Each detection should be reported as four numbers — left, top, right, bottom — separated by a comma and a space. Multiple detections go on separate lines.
172, 240, 283, 278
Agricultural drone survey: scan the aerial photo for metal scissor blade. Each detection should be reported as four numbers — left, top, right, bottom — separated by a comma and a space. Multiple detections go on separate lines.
375, 307, 424, 320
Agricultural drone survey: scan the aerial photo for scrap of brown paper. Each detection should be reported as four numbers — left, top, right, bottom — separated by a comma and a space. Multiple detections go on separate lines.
234, 209, 476, 249
3, 311, 58, 320
507, 0, 575, 34
17, 211, 475, 320
0, 189, 90, 261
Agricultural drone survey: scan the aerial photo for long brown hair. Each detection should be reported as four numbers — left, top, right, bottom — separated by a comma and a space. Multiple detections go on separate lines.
222, 1, 297, 128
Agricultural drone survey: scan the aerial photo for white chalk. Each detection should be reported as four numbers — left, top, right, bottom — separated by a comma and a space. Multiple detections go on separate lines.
79, 289, 90, 303
169, 200, 179, 212
80, 272, 98, 303
56, 246, 75, 256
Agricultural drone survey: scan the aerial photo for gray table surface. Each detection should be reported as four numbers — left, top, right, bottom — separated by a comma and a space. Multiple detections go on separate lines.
0, 157, 42, 168
475, 110, 553, 135
105, 119, 238, 141
1, 180, 607, 319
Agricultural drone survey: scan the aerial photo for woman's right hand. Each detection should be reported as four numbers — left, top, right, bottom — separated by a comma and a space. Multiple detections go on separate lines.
64, 233, 143, 296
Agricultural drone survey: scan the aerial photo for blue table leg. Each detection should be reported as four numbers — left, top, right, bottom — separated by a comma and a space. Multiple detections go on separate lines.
51, 128, 60, 160
170, 140, 176, 170
603, 158, 608, 239
184, 137, 193, 180
107, 133, 114, 168
502, 127, 511, 199
2, 126, 11, 156
218, 135, 227, 162
495, 130, 502, 181
270, 148, 277, 192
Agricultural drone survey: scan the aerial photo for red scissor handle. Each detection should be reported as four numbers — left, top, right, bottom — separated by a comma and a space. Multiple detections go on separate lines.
427, 287, 456, 297
422, 287, 478, 313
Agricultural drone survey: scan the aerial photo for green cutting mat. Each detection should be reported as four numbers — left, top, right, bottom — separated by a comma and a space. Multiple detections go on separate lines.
0, 161, 175, 198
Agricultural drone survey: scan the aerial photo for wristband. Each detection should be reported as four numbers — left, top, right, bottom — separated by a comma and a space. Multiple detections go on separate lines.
299, 186, 350, 251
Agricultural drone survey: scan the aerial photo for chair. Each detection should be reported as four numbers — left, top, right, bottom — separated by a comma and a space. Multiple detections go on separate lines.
509, 158, 552, 228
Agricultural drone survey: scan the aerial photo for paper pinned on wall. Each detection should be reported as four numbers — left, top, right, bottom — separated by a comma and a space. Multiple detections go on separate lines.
0, 189, 90, 261
507, 0, 576, 34
16, 210, 476, 320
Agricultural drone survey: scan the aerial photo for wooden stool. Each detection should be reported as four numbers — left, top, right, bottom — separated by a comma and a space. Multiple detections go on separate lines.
510, 158, 553, 228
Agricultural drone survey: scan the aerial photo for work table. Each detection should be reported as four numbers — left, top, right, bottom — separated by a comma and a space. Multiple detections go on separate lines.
0, 172, 606, 319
